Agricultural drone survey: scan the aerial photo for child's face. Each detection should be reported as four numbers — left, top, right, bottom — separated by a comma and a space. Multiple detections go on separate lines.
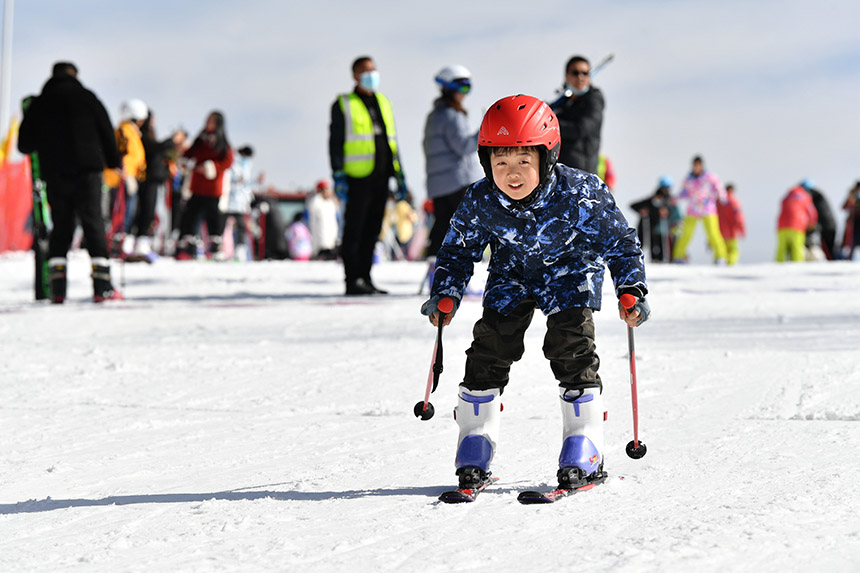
490, 148, 541, 200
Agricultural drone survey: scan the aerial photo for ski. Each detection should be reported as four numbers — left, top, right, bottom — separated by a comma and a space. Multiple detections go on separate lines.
22, 96, 51, 301
438, 476, 498, 504
517, 471, 608, 504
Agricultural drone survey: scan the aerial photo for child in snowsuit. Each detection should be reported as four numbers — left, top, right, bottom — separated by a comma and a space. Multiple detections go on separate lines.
717, 183, 746, 265
421, 95, 650, 491
776, 180, 818, 262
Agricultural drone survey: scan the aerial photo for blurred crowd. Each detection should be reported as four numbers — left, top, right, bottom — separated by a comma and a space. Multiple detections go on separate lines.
11, 55, 860, 301
629, 155, 860, 265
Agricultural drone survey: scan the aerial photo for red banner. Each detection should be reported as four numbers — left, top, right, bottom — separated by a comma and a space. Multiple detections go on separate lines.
0, 160, 34, 252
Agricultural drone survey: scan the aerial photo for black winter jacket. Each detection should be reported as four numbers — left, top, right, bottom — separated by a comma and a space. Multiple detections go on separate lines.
18, 74, 121, 179
550, 87, 604, 175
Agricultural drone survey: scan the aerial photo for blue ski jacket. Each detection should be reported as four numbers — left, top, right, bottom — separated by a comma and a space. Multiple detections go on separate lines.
432, 164, 647, 316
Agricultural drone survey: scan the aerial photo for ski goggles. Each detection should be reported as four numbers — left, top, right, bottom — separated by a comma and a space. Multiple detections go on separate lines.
441, 78, 471, 94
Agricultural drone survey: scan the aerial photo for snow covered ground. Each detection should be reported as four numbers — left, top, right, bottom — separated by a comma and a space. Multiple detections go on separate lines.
1, 251, 859, 572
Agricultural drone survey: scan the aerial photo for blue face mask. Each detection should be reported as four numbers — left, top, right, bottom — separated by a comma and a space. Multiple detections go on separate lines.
360, 70, 380, 92
565, 82, 590, 97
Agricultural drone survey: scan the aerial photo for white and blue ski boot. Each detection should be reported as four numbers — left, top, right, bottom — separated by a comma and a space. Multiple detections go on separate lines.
557, 387, 606, 489
453, 386, 501, 488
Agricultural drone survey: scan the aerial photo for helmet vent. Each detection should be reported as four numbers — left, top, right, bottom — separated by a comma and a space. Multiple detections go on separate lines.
517, 104, 526, 111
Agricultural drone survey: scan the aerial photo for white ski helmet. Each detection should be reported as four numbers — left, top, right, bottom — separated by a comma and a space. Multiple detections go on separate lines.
435, 65, 472, 91
120, 99, 148, 122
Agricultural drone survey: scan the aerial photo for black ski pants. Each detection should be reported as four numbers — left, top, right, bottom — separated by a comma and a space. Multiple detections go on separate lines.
45, 172, 109, 260
179, 195, 223, 243
132, 180, 162, 237
341, 173, 389, 285
463, 299, 601, 393
427, 187, 467, 258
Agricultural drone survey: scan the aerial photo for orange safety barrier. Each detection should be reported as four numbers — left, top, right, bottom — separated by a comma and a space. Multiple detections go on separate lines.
0, 160, 34, 252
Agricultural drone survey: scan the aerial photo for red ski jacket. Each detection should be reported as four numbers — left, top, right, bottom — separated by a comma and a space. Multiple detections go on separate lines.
718, 192, 746, 239
184, 137, 233, 198
778, 186, 817, 232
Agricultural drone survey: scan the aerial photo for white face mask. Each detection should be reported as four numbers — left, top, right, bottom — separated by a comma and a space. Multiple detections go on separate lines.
565, 82, 590, 97
359, 70, 380, 92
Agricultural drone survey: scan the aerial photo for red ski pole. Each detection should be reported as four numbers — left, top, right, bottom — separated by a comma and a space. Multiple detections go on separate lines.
620, 294, 647, 459
414, 297, 454, 421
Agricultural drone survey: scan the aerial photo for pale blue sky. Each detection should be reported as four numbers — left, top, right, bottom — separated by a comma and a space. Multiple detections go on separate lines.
5, 0, 860, 262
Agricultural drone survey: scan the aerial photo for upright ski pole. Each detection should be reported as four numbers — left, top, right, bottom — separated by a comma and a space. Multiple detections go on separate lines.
414, 297, 454, 421
620, 293, 647, 459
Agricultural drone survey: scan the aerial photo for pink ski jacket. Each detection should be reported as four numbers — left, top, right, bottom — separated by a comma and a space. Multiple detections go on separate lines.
679, 171, 726, 217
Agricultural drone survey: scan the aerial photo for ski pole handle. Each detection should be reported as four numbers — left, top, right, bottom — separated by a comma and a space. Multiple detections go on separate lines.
620, 293, 637, 314
437, 297, 454, 315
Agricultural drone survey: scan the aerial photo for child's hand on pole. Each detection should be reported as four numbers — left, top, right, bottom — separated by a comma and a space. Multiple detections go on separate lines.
619, 293, 651, 327
421, 295, 458, 327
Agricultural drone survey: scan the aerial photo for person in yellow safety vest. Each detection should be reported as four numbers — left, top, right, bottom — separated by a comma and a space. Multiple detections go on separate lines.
329, 55, 407, 296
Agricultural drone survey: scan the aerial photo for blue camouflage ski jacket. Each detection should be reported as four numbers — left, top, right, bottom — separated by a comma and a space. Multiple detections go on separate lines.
432, 164, 647, 316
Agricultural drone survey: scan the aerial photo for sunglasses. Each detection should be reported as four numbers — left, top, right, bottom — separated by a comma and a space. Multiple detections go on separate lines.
567, 70, 590, 77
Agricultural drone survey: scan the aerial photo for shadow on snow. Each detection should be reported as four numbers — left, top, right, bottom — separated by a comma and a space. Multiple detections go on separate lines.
0, 484, 456, 514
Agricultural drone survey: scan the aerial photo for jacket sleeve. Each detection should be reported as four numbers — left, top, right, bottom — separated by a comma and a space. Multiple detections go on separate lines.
17, 98, 39, 154
93, 94, 121, 169
217, 146, 234, 173
734, 197, 747, 236
430, 186, 491, 301
442, 110, 479, 157
806, 196, 819, 228
678, 178, 691, 200
629, 196, 653, 212
581, 180, 647, 297
183, 138, 203, 160
121, 124, 146, 178
328, 98, 345, 174
712, 173, 727, 204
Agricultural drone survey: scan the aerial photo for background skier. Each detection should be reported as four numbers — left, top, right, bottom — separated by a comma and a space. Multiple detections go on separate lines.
17, 61, 123, 303
672, 155, 728, 264
776, 179, 818, 262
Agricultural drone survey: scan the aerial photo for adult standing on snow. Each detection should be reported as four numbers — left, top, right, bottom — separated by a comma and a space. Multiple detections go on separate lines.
130, 110, 187, 262
841, 181, 860, 259
422, 64, 483, 259
224, 145, 256, 261
103, 98, 148, 255
17, 61, 123, 303
630, 176, 676, 263
672, 155, 728, 264
776, 179, 818, 262
549, 55, 604, 175
329, 56, 407, 295
176, 111, 234, 260
806, 187, 837, 260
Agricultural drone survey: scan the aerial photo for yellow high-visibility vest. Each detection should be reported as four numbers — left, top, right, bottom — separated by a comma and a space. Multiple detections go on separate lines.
339, 92, 401, 179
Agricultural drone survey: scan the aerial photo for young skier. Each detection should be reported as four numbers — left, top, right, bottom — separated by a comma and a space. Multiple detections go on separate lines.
421, 94, 649, 496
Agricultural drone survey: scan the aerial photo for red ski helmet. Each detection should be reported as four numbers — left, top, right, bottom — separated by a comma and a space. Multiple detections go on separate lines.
477, 94, 561, 187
